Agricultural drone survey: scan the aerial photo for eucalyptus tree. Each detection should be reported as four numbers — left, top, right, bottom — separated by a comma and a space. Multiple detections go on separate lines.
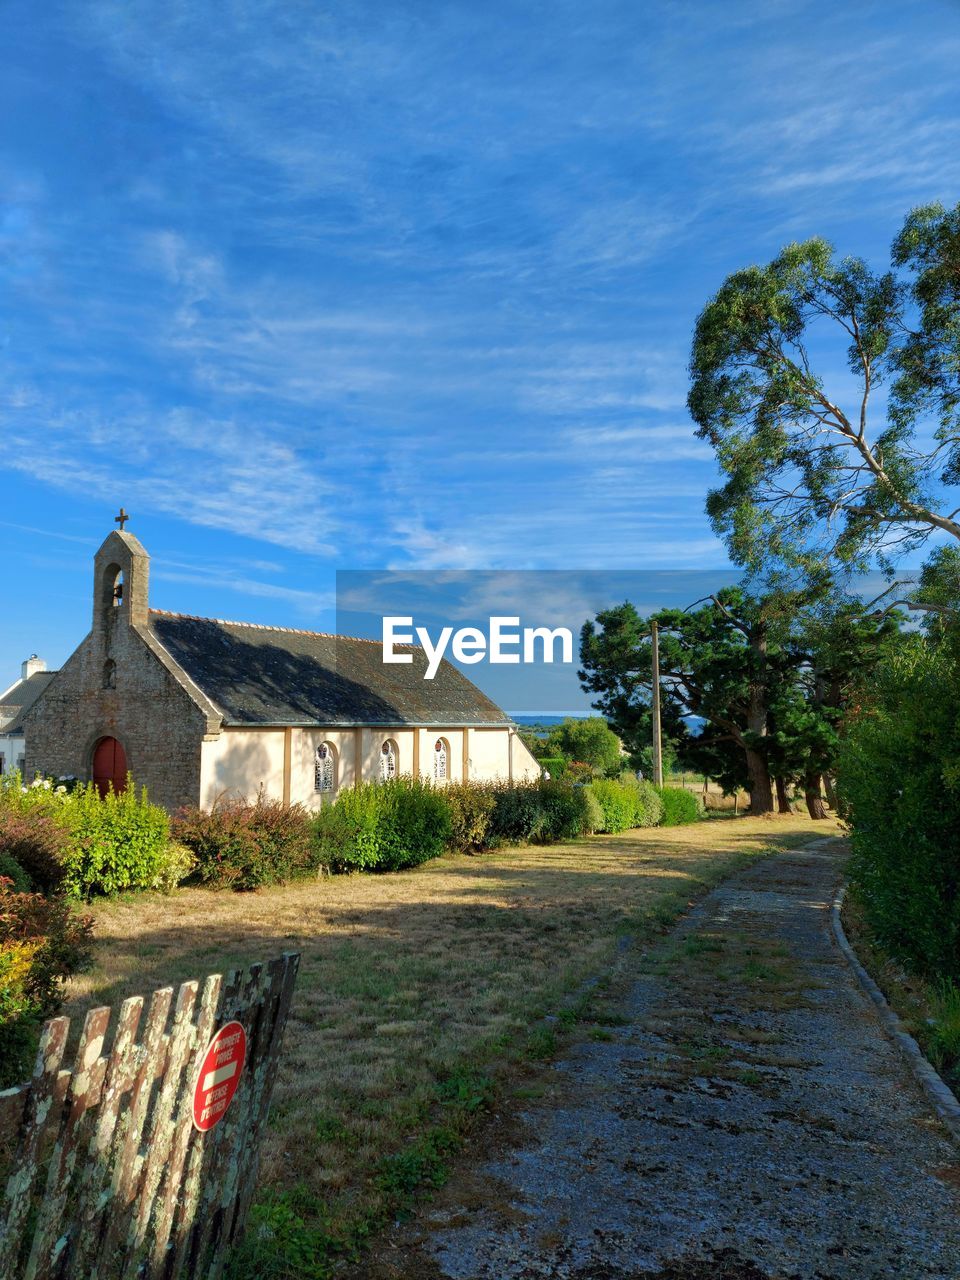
688, 202, 960, 581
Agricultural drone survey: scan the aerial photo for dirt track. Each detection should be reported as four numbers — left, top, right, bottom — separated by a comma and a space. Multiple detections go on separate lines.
355, 838, 960, 1279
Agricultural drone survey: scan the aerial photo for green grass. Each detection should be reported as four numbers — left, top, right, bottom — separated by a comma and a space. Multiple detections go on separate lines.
61, 814, 836, 1279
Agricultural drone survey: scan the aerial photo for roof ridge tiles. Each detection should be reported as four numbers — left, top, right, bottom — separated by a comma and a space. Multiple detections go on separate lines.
149, 608, 412, 647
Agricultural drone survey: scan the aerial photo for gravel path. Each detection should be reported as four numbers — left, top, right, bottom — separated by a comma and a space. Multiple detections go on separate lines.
360, 837, 960, 1279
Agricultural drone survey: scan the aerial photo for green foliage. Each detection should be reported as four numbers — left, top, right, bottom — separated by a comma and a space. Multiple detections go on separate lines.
630, 739, 678, 780
689, 205, 960, 579
60, 780, 170, 898
0, 851, 31, 893
374, 779, 452, 872
544, 717, 622, 773
151, 841, 197, 893
536, 780, 593, 841
536, 756, 567, 779
0, 773, 170, 898
442, 782, 497, 853
517, 728, 547, 758
928, 978, 960, 1089
840, 633, 960, 979
312, 778, 451, 873
314, 777, 599, 869
0, 776, 73, 892
580, 588, 900, 813
579, 785, 605, 835
487, 781, 551, 844
657, 786, 703, 826
175, 795, 318, 890
487, 781, 577, 844
0, 882, 94, 1086
626, 777, 664, 827
583, 777, 666, 833
584, 780, 634, 833
312, 784, 381, 872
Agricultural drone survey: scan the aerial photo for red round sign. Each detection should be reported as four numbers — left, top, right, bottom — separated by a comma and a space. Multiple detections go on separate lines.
192, 1020, 247, 1132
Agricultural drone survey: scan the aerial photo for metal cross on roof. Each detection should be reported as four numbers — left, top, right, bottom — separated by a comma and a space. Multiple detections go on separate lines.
114, 507, 130, 531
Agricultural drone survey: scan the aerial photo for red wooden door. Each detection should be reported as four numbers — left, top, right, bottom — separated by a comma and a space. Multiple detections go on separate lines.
92, 737, 127, 797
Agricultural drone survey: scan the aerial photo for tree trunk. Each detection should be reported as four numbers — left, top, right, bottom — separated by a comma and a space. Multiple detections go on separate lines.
804, 772, 828, 820
745, 748, 775, 815
775, 776, 792, 814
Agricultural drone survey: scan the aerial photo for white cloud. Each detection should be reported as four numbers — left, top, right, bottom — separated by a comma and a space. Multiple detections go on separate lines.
1, 400, 341, 557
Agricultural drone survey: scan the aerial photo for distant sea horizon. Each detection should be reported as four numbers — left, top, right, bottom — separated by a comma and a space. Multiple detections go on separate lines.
511, 713, 592, 725
512, 713, 707, 731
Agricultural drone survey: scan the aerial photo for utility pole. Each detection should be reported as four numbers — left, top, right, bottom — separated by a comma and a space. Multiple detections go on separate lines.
651, 619, 663, 786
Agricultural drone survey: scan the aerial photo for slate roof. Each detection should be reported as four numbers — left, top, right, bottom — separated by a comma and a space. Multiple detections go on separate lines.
149, 611, 513, 728
0, 673, 58, 734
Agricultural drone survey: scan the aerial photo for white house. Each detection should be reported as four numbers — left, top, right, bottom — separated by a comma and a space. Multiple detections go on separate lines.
0, 656, 56, 778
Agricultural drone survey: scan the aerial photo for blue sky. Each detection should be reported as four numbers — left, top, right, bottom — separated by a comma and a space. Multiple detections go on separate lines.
1, 0, 959, 680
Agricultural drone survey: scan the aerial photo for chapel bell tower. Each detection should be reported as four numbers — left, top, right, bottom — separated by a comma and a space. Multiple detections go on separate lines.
92, 510, 150, 644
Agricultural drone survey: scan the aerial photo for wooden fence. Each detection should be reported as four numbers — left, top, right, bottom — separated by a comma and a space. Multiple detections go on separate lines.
0, 952, 300, 1280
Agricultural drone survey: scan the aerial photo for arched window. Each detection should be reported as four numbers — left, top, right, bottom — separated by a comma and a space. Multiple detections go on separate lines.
433, 737, 449, 782
103, 659, 116, 689
379, 739, 398, 782
314, 742, 337, 794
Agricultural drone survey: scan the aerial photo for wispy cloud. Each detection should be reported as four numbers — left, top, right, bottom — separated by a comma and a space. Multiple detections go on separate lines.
2, 400, 341, 556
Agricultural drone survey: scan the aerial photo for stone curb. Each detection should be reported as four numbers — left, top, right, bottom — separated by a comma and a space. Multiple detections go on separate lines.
831, 883, 960, 1145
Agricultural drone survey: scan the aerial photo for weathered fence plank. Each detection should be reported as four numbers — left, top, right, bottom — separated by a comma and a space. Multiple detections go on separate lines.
0, 953, 299, 1280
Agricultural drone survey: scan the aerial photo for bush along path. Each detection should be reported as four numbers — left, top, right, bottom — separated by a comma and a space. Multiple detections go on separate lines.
353, 837, 960, 1280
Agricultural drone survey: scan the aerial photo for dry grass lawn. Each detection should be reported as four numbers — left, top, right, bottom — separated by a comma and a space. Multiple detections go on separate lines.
63, 814, 837, 1268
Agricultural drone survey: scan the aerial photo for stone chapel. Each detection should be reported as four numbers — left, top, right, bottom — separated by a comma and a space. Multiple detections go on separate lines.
22, 524, 540, 810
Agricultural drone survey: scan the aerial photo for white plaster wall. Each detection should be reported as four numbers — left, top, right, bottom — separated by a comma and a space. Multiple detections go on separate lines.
511, 732, 541, 782
417, 729, 463, 783
292, 726, 418, 809
199, 723, 543, 811
200, 728, 286, 807
464, 728, 503, 779
292, 728, 357, 811
463, 727, 540, 782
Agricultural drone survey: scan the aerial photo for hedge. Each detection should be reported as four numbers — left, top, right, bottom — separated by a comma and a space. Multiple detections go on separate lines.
839, 634, 960, 980
0, 774, 173, 899
312, 778, 452, 873
584, 777, 663, 833
174, 794, 321, 890
657, 786, 704, 826
537, 757, 567, 779
0, 766, 703, 899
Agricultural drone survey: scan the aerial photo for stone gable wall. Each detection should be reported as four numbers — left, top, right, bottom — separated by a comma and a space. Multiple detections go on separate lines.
23, 624, 208, 811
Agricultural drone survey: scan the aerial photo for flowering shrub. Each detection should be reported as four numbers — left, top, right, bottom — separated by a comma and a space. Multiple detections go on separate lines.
0, 879, 94, 1086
